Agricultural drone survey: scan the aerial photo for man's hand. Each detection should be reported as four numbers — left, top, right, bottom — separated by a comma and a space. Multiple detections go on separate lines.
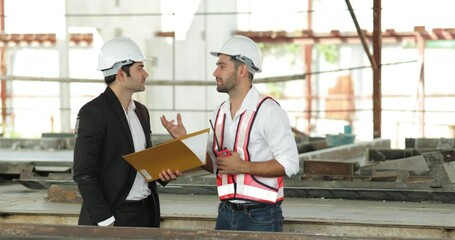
160, 113, 187, 139
159, 169, 182, 182
216, 151, 245, 174
217, 153, 287, 177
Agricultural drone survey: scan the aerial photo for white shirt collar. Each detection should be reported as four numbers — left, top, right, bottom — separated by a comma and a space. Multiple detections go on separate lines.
126, 99, 136, 113
224, 86, 261, 119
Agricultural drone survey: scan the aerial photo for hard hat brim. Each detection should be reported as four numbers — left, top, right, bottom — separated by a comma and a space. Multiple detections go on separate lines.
209, 51, 262, 73
210, 51, 221, 57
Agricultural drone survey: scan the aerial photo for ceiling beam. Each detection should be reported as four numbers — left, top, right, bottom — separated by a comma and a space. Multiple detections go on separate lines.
0, 33, 93, 46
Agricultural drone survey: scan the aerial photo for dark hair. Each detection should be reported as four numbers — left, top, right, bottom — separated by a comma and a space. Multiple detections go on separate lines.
230, 57, 254, 81
104, 75, 116, 84
103, 61, 135, 85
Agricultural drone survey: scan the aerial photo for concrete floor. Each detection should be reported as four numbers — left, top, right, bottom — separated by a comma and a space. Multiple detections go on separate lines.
2, 143, 455, 239
1, 181, 455, 239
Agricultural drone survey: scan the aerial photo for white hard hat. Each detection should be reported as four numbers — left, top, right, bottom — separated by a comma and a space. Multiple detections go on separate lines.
98, 37, 148, 77
210, 35, 262, 74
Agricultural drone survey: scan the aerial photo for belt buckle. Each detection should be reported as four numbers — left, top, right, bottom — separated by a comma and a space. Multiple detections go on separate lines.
228, 202, 237, 211
234, 202, 245, 211
229, 201, 255, 211
227, 201, 243, 211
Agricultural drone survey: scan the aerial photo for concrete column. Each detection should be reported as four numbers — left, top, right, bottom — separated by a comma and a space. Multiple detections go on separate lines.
57, 2, 70, 132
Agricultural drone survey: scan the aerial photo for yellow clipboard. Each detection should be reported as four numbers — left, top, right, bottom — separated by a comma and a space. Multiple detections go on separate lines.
122, 128, 209, 182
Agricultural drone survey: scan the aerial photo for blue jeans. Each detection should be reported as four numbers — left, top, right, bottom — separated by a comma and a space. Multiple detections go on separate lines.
215, 201, 283, 232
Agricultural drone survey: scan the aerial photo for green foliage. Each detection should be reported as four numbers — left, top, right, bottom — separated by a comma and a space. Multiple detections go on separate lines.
316, 44, 339, 63
260, 43, 300, 56
259, 43, 301, 98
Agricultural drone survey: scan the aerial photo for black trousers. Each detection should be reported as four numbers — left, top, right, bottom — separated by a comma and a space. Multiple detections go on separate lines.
114, 195, 160, 227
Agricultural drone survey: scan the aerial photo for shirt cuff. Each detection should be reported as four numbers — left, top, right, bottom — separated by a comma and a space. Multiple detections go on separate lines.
98, 216, 115, 226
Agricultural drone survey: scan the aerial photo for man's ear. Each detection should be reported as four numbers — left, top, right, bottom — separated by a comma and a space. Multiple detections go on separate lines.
116, 68, 126, 82
239, 64, 249, 77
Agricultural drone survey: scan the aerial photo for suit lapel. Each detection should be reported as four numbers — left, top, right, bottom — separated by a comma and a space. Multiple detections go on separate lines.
104, 87, 135, 152
134, 102, 152, 148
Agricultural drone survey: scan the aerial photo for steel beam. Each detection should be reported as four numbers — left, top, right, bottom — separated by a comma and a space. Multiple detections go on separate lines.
0, 223, 317, 240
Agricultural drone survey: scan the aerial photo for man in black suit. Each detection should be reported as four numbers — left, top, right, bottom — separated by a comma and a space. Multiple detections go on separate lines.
73, 37, 180, 227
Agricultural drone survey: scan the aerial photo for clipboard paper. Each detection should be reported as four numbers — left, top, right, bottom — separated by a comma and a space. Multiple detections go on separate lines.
123, 128, 209, 182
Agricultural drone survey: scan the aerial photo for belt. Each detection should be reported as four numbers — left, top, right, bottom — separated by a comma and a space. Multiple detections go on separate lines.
122, 199, 145, 207
224, 201, 271, 211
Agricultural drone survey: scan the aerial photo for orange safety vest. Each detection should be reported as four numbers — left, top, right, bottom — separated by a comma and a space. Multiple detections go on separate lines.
212, 96, 284, 204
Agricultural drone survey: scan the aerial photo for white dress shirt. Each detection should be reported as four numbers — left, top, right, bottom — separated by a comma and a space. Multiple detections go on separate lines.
98, 100, 150, 226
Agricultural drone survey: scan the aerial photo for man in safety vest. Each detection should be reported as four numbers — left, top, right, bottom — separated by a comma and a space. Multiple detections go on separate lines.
161, 35, 300, 232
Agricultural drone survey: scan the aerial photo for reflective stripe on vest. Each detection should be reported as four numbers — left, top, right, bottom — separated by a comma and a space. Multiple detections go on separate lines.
213, 97, 284, 204
213, 102, 236, 199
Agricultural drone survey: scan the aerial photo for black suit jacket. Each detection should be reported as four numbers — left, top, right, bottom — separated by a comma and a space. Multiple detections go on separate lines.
73, 87, 161, 225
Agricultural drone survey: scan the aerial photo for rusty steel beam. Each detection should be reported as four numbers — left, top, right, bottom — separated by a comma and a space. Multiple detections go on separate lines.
156, 31, 175, 38
69, 33, 94, 44
345, 0, 378, 71
0, 33, 93, 45
372, 0, 382, 138
232, 28, 454, 45
303, 160, 358, 176
416, 30, 426, 137
0, 223, 321, 240
304, 0, 313, 135
235, 30, 416, 44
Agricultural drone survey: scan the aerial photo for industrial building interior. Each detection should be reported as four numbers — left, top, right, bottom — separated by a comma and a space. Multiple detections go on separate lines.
1, 0, 455, 239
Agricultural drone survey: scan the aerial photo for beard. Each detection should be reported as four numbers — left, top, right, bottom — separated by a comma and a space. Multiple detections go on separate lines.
216, 73, 237, 93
